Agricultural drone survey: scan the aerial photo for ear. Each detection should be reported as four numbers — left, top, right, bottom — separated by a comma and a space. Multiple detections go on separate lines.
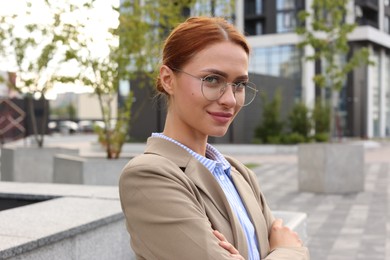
160, 65, 175, 95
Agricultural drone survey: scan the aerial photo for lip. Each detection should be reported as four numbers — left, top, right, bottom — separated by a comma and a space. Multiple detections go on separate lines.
208, 111, 233, 124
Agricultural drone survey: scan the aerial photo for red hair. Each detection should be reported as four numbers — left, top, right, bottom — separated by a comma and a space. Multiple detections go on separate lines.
156, 16, 250, 94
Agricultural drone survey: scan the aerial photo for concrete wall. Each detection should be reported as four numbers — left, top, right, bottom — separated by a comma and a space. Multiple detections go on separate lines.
77, 93, 117, 120
9, 218, 132, 260
298, 143, 365, 193
129, 73, 297, 144
53, 154, 130, 186
1, 147, 79, 183
0, 182, 134, 260
0, 182, 307, 260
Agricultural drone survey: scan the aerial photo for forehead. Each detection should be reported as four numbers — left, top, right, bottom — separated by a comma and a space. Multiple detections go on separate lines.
184, 41, 249, 74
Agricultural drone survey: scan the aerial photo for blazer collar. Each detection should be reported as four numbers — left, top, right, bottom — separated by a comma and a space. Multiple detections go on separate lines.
144, 137, 231, 220
144, 137, 192, 168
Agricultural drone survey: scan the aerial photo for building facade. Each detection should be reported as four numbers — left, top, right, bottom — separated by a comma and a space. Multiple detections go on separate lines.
126, 0, 390, 142
238, 0, 390, 138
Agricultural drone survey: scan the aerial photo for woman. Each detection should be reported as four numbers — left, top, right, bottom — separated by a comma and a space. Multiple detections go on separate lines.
119, 16, 309, 260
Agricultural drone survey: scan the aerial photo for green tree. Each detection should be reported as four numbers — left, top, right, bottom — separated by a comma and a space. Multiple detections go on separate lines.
64, 0, 220, 158
312, 98, 330, 142
296, 0, 372, 141
67, 103, 76, 120
116, 0, 235, 89
0, 0, 80, 147
286, 102, 312, 143
255, 90, 284, 144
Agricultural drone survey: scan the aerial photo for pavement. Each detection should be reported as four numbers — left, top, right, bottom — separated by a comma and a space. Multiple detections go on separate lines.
1, 134, 390, 260
236, 143, 390, 260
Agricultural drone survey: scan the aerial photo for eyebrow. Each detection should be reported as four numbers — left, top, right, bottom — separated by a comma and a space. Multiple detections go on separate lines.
201, 68, 249, 81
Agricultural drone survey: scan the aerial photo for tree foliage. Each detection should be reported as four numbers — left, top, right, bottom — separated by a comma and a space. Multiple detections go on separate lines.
296, 0, 372, 140
0, 0, 236, 153
255, 90, 284, 144
312, 98, 330, 142
286, 102, 312, 143
87, 0, 234, 158
0, 0, 81, 147
62, 0, 199, 158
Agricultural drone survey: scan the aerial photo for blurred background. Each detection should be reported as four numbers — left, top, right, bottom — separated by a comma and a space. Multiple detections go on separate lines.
1, 0, 389, 147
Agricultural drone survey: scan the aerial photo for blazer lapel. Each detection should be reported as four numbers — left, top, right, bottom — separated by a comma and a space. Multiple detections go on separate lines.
184, 157, 231, 220
230, 167, 269, 258
185, 158, 249, 259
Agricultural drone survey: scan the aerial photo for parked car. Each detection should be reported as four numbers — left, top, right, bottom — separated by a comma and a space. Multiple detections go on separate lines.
48, 120, 79, 134
78, 120, 95, 133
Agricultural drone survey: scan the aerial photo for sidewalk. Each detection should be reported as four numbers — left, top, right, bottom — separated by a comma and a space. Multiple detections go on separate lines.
244, 144, 390, 260
1, 134, 389, 259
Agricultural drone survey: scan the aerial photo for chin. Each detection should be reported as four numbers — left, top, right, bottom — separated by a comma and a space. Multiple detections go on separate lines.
208, 128, 229, 138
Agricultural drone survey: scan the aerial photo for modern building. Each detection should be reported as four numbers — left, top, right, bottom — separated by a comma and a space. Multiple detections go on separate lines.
126, 0, 390, 142
50, 92, 117, 121
238, 0, 390, 138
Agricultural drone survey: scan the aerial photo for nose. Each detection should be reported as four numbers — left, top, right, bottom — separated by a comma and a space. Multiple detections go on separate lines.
217, 84, 237, 107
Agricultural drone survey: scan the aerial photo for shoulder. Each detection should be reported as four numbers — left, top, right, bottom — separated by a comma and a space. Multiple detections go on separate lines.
121, 153, 183, 177
119, 153, 192, 200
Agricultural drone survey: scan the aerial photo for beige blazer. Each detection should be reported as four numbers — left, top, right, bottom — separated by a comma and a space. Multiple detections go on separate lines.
119, 137, 309, 260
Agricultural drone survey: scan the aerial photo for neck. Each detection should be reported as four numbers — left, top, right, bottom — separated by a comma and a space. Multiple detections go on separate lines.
163, 115, 208, 156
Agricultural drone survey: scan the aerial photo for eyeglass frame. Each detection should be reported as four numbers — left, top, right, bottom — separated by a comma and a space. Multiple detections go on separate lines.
170, 67, 258, 107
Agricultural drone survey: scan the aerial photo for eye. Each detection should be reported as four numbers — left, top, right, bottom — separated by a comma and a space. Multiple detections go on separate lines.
234, 82, 247, 92
203, 74, 223, 86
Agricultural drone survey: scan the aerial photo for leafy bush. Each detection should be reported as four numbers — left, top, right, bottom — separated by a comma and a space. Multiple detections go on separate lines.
312, 98, 330, 141
254, 90, 284, 144
287, 102, 312, 141
314, 132, 329, 142
253, 94, 333, 144
283, 132, 307, 144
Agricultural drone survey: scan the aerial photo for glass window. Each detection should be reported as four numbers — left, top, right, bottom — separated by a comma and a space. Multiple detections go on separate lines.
385, 52, 390, 135
255, 21, 263, 34
245, 20, 264, 35
256, 0, 263, 14
192, 0, 233, 18
385, 16, 390, 33
277, 12, 297, 32
371, 50, 380, 137
249, 45, 301, 79
277, 0, 295, 10
245, 0, 263, 15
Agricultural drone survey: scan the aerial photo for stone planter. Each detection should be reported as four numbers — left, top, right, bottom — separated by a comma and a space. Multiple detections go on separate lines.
53, 154, 131, 186
298, 143, 365, 194
0, 182, 134, 260
1, 147, 79, 183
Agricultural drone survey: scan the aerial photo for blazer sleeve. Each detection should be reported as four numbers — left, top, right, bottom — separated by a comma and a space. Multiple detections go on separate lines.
119, 154, 236, 260
226, 156, 310, 260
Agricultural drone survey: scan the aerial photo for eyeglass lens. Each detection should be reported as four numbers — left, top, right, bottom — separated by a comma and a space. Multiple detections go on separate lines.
201, 75, 257, 106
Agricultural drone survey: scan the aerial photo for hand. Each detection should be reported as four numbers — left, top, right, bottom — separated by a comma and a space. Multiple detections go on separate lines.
269, 219, 303, 251
213, 230, 245, 260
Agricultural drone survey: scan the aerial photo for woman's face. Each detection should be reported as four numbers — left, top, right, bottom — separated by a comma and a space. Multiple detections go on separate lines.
164, 41, 249, 141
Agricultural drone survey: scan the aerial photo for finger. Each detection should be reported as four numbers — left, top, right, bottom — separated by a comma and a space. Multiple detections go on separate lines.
272, 218, 283, 228
213, 230, 226, 242
219, 241, 239, 254
230, 254, 245, 260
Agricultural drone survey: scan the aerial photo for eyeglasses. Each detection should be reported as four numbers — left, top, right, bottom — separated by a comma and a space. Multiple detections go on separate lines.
171, 68, 258, 106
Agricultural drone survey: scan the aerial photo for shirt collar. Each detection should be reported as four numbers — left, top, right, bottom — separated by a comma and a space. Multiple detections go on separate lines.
152, 133, 231, 176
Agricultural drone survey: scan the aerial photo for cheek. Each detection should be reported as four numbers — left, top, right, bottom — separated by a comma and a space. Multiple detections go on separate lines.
234, 104, 242, 115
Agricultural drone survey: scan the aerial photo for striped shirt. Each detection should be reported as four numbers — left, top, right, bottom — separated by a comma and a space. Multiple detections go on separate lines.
152, 133, 260, 260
